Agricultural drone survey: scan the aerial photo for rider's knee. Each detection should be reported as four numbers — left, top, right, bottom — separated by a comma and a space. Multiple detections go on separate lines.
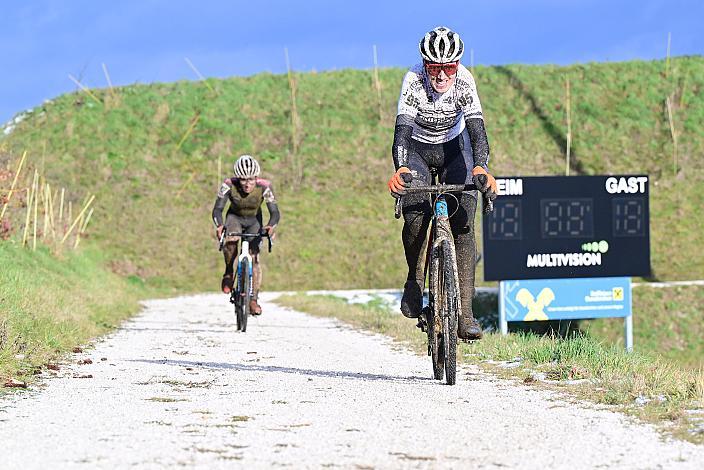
402, 199, 432, 223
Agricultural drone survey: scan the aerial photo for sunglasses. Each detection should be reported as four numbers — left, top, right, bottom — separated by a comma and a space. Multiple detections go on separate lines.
424, 61, 459, 77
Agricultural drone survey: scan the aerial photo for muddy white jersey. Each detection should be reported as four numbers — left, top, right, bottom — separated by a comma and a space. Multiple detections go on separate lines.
396, 63, 483, 144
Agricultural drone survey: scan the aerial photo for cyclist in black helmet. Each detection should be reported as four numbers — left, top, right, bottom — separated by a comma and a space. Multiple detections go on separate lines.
212, 155, 280, 315
387, 26, 497, 340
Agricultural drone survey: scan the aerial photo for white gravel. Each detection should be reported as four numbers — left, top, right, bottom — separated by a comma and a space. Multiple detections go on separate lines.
1, 293, 703, 469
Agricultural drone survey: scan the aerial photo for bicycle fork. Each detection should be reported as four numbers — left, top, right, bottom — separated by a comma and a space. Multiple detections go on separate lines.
232, 240, 254, 302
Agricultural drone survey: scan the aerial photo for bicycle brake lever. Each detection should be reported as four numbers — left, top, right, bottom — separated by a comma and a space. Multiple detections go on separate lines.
483, 193, 495, 214
218, 230, 226, 251
394, 197, 402, 219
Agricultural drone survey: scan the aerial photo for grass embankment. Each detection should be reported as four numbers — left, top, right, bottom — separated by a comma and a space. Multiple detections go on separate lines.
587, 285, 704, 370
0, 242, 144, 387
276, 294, 704, 444
2, 57, 703, 291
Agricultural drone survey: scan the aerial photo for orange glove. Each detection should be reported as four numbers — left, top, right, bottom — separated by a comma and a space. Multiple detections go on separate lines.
263, 225, 276, 241
387, 167, 412, 196
471, 166, 497, 194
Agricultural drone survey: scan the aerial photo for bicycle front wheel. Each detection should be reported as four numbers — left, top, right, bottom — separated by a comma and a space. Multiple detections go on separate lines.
238, 258, 251, 333
441, 239, 459, 385
428, 244, 444, 381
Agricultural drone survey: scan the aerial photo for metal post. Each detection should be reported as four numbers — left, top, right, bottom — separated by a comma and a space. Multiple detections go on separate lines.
499, 281, 508, 334
624, 314, 633, 352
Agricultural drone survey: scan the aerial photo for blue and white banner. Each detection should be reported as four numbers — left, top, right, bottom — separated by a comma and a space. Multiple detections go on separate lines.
499, 277, 631, 322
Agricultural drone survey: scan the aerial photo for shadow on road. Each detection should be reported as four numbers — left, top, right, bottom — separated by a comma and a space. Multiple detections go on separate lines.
131, 358, 434, 384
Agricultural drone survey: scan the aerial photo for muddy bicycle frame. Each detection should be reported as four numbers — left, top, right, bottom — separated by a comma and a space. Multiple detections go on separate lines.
395, 180, 492, 384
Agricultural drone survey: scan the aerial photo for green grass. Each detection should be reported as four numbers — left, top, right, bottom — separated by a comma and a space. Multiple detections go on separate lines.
1, 56, 703, 292
0, 241, 144, 386
586, 285, 704, 370
277, 293, 704, 443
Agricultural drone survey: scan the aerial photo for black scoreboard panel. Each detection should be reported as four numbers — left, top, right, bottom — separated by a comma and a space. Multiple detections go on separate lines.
482, 175, 650, 281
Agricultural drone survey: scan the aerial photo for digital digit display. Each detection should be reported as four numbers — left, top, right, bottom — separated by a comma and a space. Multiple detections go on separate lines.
540, 198, 593, 238
489, 200, 522, 240
482, 175, 651, 281
613, 198, 645, 237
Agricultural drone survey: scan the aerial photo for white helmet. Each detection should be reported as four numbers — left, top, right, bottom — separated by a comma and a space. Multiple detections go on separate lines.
419, 26, 464, 63
233, 154, 261, 178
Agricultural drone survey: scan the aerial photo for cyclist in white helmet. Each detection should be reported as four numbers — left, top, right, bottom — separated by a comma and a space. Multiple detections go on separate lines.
387, 26, 497, 340
212, 154, 280, 314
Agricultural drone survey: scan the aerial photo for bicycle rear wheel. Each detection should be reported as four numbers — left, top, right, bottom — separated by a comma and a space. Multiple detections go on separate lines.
441, 239, 459, 385
428, 244, 444, 381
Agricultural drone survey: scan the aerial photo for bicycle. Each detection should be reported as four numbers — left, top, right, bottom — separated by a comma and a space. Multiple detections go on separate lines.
219, 230, 273, 332
394, 174, 494, 385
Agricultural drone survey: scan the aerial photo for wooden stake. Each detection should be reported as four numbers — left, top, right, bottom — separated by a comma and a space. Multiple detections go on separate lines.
22, 185, 34, 247
372, 45, 383, 122
58, 188, 65, 233
102, 63, 114, 90
285, 47, 302, 184
61, 195, 95, 244
665, 32, 671, 77
80, 208, 94, 233
43, 183, 50, 242
32, 172, 39, 250
666, 95, 677, 176
68, 74, 102, 105
565, 76, 572, 176
285, 47, 299, 154
48, 185, 56, 239
102, 63, 117, 100
74, 213, 84, 249
0, 150, 28, 223
176, 113, 200, 150
185, 57, 216, 94
176, 172, 197, 198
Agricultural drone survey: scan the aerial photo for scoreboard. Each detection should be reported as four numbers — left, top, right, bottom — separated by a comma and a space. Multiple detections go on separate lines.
482, 175, 651, 281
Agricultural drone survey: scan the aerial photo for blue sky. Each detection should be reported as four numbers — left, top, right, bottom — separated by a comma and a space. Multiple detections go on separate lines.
1, 0, 702, 124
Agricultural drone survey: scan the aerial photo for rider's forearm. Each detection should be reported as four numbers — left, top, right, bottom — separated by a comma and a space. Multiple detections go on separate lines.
392, 115, 415, 170
212, 197, 227, 226
465, 117, 490, 170
265, 202, 280, 227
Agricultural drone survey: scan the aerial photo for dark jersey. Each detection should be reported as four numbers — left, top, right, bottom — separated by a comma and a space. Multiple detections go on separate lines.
212, 177, 280, 227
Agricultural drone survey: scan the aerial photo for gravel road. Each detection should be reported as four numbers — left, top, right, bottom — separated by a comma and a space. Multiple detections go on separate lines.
1, 293, 703, 469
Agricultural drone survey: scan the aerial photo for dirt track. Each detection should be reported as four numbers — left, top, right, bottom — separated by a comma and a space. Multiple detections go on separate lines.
1, 293, 703, 468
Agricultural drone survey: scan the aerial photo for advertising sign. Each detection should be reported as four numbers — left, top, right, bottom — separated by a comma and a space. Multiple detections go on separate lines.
498, 277, 633, 350
482, 175, 650, 281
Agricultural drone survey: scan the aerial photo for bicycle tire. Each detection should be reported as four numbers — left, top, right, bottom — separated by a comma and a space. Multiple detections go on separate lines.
441, 239, 459, 385
235, 267, 244, 332
240, 258, 251, 333
231, 290, 240, 331
428, 244, 444, 380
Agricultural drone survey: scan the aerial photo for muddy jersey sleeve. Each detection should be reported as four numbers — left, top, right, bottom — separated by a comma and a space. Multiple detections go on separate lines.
393, 70, 421, 169
212, 179, 233, 226
456, 66, 490, 169
396, 70, 422, 120
257, 179, 280, 227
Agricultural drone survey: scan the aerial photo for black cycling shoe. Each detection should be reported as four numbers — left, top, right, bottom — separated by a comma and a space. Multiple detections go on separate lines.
458, 315, 483, 340
416, 307, 431, 332
400, 279, 423, 318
